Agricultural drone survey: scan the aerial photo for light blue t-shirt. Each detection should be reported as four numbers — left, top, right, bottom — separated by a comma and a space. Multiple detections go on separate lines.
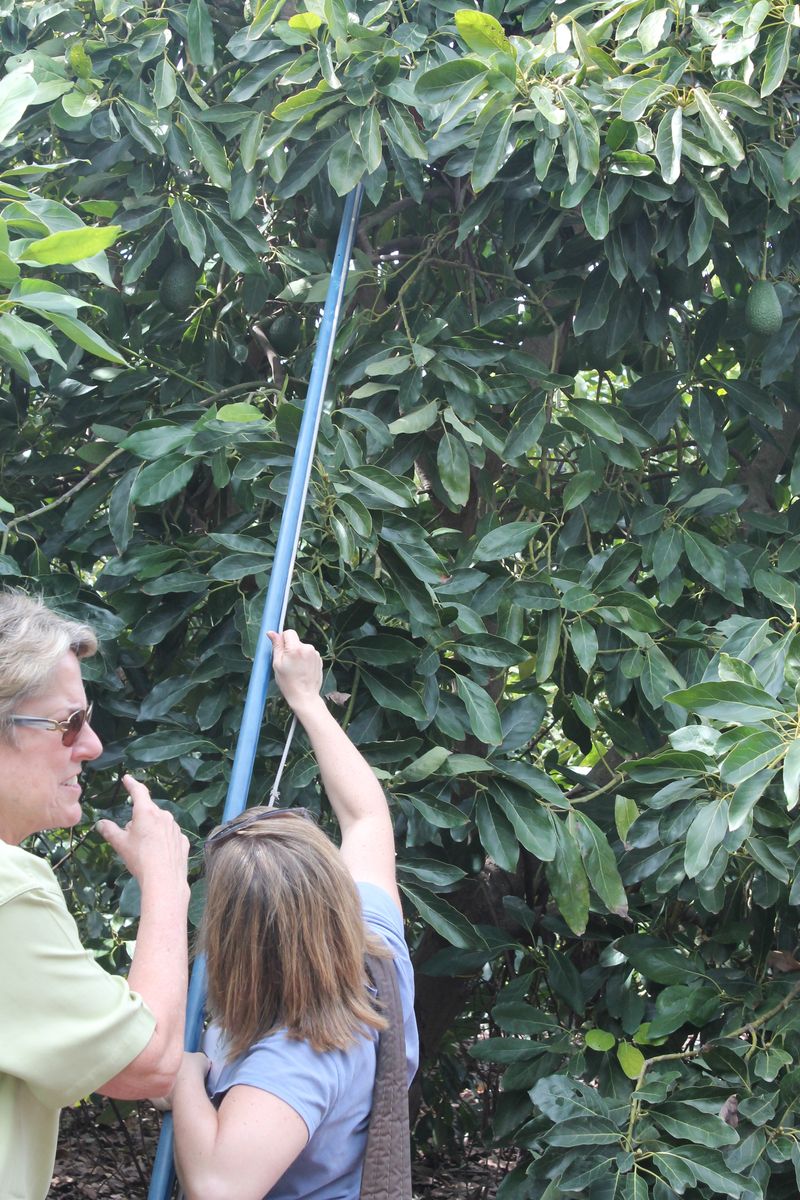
203, 882, 418, 1200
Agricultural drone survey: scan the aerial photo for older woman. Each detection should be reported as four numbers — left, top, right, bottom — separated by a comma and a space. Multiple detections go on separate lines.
0, 590, 190, 1200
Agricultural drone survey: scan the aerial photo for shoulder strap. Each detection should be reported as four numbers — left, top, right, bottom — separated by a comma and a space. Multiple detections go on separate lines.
359, 953, 412, 1200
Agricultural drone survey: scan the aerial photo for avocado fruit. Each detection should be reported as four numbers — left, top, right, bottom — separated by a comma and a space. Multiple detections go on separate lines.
159, 257, 199, 315
745, 279, 783, 337
268, 312, 302, 356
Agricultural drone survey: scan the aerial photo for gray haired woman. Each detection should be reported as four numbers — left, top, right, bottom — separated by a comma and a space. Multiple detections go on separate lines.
0, 590, 189, 1200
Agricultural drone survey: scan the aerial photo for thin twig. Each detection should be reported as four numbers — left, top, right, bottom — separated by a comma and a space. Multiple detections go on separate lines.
1, 447, 124, 554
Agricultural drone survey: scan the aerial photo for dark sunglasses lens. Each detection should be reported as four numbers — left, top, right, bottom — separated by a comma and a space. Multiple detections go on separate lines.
62, 709, 87, 747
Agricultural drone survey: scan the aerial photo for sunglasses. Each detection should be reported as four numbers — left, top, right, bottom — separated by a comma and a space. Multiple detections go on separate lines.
205, 806, 314, 852
10, 703, 94, 748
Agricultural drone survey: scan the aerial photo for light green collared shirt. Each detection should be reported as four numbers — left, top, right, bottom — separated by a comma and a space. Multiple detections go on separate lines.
0, 842, 155, 1200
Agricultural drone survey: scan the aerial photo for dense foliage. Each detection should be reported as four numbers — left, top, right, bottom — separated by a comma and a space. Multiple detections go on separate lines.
4, 0, 800, 1195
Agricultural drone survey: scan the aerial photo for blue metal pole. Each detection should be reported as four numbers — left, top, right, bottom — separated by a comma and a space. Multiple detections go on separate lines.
147, 182, 364, 1200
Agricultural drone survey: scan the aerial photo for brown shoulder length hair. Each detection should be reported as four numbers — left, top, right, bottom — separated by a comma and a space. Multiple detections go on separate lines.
201, 808, 390, 1060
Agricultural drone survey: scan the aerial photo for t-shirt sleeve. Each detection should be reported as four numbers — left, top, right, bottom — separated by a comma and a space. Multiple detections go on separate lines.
206, 1031, 340, 1139
0, 884, 155, 1109
358, 882, 408, 958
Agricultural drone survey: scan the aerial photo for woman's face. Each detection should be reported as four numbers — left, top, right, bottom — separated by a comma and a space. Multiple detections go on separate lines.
0, 652, 103, 844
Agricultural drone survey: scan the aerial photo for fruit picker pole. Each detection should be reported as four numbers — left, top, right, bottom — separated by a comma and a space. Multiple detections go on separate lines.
148, 182, 364, 1200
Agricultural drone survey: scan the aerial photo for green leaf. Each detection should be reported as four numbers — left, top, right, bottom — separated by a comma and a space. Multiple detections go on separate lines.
573, 263, 616, 335
388, 402, 438, 436
275, 141, 333, 199
475, 795, 520, 873
348, 636, 418, 666
0, 313, 64, 365
785, 134, 800, 183
48, 314, 125, 364
399, 883, 485, 948
581, 185, 609, 240
562, 89, 600, 177
153, 58, 178, 109
536, 609, 562, 683
720, 730, 783, 786
652, 1105, 739, 1148
458, 634, 528, 668
569, 617, 598, 673
130, 455, 196, 506
415, 59, 488, 105
728, 769, 773, 829
361, 669, 427, 720
547, 819, 589, 935
761, 24, 792, 97
187, 0, 215, 66
494, 782, 556, 860
585, 1029, 616, 1051
328, 133, 366, 196
472, 106, 513, 192
684, 799, 728, 877
437, 428, 471, 506
0, 69, 38, 142
783, 739, 800, 810
128, 732, 217, 761
218, 403, 264, 423
655, 107, 683, 185
665, 682, 784, 724
575, 812, 628, 917
172, 198, 206, 266
618, 936, 703, 984
620, 79, 670, 122
289, 11, 322, 31
23, 225, 121, 265
454, 674, 503, 745
455, 10, 515, 60
472, 521, 539, 561
615, 794, 639, 844
528, 84, 565, 125
240, 112, 264, 175
405, 794, 469, 829
617, 1042, 645, 1079
182, 112, 231, 189
385, 101, 427, 161
345, 466, 415, 508
546, 1116, 621, 1146
693, 87, 743, 166
121, 424, 192, 458
108, 467, 138, 555
568, 398, 623, 443
400, 747, 451, 783
653, 526, 683, 583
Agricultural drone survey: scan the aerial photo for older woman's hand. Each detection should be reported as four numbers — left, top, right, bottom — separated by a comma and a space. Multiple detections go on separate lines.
96, 774, 189, 891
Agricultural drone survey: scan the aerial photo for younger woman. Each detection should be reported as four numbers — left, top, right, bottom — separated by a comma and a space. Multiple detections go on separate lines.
171, 630, 418, 1200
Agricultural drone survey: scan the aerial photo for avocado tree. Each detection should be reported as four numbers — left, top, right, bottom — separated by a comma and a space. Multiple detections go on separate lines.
4, 0, 800, 1195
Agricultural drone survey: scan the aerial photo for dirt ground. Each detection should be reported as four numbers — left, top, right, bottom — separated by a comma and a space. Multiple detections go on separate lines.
51, 1099, 514, 1198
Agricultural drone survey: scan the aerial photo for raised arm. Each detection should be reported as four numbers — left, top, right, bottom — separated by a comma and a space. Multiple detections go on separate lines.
268, 630, 400, 908
94, 775, 190, 1099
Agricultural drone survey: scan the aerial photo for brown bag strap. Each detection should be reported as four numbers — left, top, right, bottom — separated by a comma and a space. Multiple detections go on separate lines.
359, 953, 412, 1200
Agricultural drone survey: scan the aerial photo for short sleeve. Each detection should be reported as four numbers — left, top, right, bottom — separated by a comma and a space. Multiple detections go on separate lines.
205, 1027, 340, 1139
0, 884, 155, 1109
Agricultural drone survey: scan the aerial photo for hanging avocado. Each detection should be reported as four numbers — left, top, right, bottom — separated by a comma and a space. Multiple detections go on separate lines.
268, 312, 302, 356
744, 279, 783, 337
159, 257, 199, 315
